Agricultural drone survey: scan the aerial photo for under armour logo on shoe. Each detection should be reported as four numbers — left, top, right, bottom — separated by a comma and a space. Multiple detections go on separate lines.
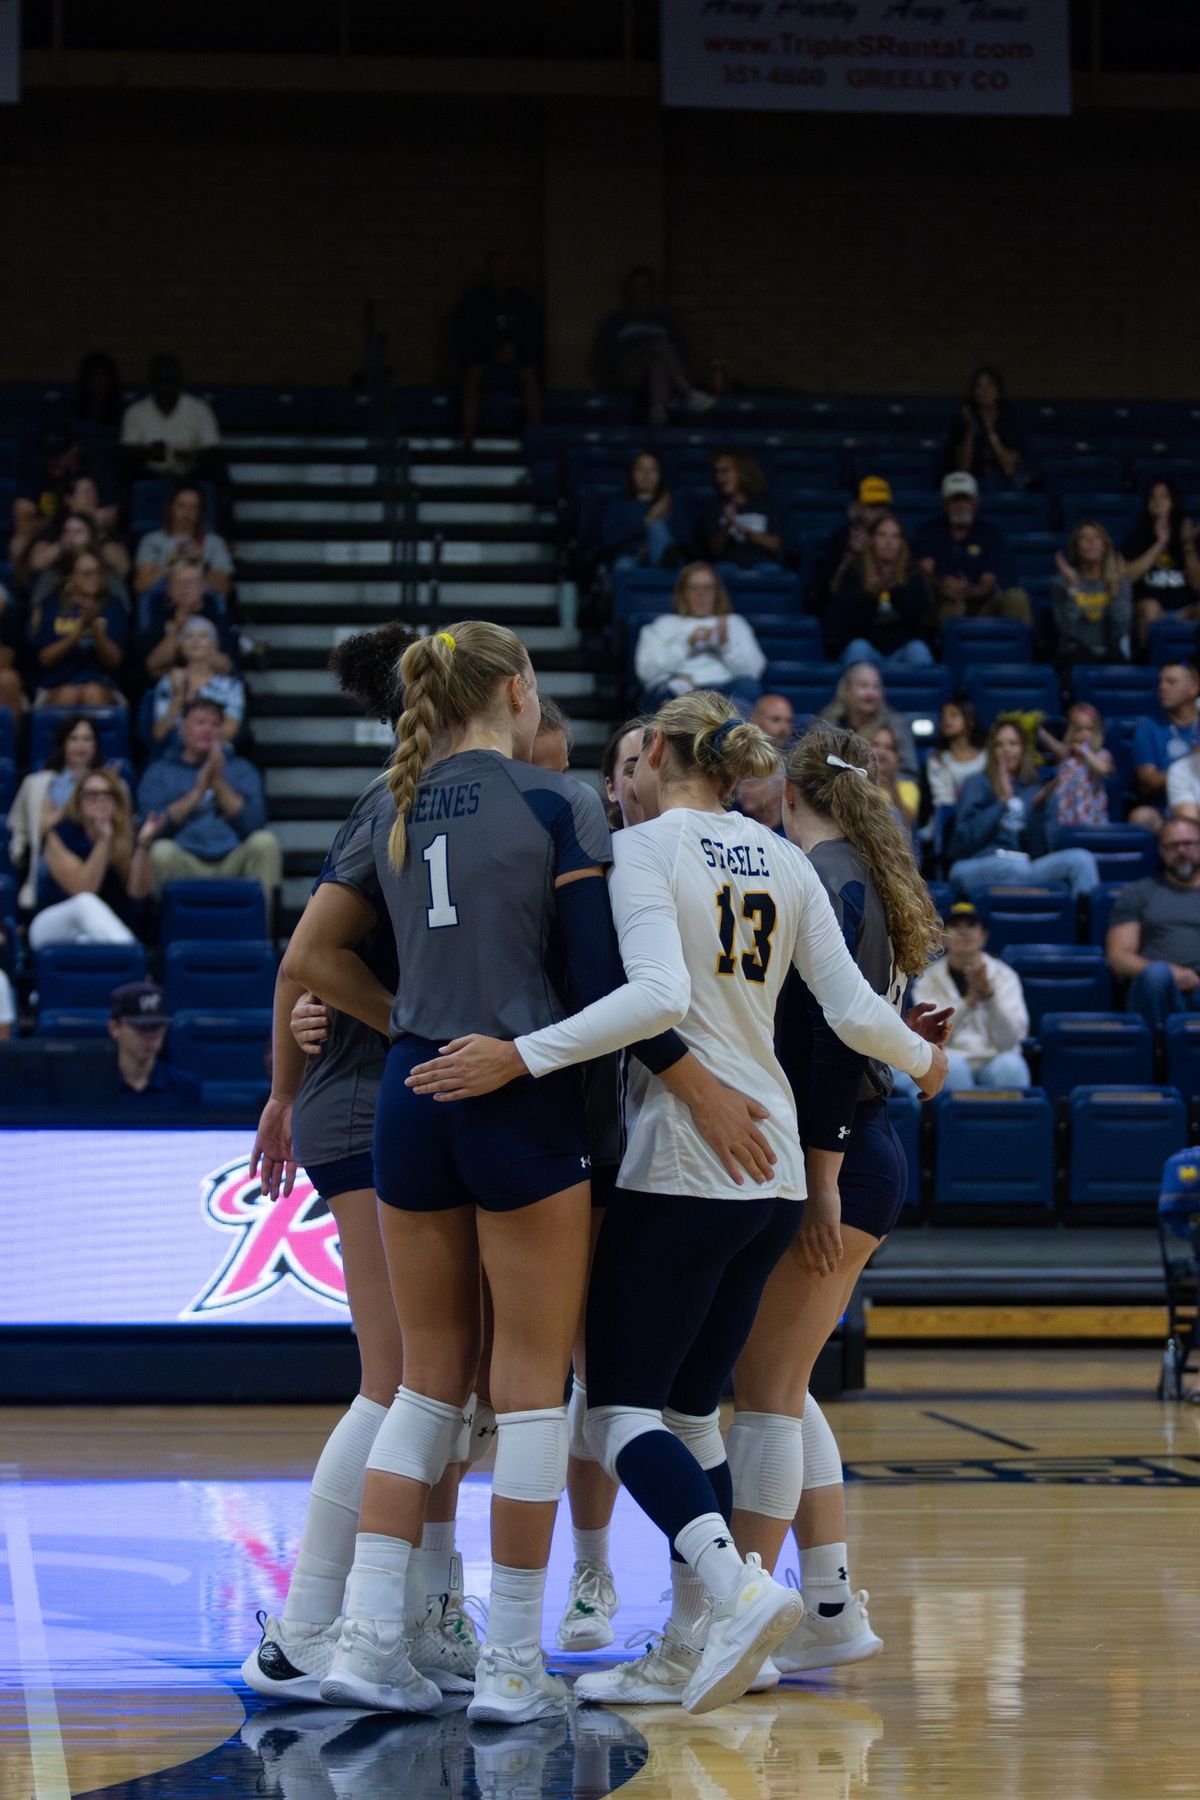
837, 1124, 851, 1140
714, 1536, 731, 1549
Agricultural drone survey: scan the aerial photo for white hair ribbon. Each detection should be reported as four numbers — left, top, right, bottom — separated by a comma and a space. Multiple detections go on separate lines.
826, 753, 869, 778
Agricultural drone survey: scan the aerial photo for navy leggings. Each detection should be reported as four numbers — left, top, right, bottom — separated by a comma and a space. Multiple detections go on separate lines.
586, 1187, 799, 1552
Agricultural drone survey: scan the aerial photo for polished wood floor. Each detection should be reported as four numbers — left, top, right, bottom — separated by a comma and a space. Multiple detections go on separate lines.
2, 1348, 1198, 1800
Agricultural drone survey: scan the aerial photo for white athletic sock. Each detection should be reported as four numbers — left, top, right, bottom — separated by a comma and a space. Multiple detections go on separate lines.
571, 1524, 611, 1568
674, 1513, 744, 1601
283, 1394, 387, 1627
666, 1559, 709, 1646
802, 1540, 852, 1614
342, 1531, 412, 1630
416, 1519, 459, 1600
486, 1562, 548, 1649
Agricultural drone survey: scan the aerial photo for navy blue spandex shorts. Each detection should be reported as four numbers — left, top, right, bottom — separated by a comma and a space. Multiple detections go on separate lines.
374, 1035, 590, 1213
807, 1095, 906, 1241
303, 1151, 376, 1202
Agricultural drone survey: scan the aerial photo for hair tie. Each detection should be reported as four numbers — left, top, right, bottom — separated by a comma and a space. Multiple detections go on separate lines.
826, 752, 868, 779
437, 630, 456, 651
709, 717, 740, 756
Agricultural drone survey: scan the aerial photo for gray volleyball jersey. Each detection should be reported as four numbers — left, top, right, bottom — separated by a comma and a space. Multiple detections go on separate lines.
811, 837, 902, 1103
290, 916, 396, 1169
319, 750, 612, 1042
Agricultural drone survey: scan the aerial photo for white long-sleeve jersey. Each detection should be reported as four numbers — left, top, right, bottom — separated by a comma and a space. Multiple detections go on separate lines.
515, 807, 933, 1201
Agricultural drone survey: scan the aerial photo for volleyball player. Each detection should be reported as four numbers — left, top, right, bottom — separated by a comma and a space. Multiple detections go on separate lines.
407, 691, 947, 1713
280, 626, 770, 1725
240, 624, 485, 1703
729, 723, 950, 1673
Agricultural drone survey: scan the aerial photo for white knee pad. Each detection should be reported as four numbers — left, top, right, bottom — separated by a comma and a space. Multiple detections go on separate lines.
492, 1406, 569, 1502
365, 1386, 466, 1487
465, 1400, 497, 1470
584, 1405, 664, 1482
451, 1393, 477, 1465
726, 1410, 806, 1520
663, 1406, 726, 1471
567, 1378, 595, 1462
801, 1394, 843, 1490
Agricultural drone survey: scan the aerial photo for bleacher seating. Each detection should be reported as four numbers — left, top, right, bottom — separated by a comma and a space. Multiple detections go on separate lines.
932, 1090, 1056, 1210
974, 885, 1075, 953
0, 758, 14, 813
965, 664, 1062, 725
168, 1010, 274, 1107
34, 942, 147, 1014
1147, 618, 1196, 667
163, 940, 277, 1013
940, 618, 1032, 680
1035, 1013, 1153, 1100
1054, 826, 1157, 885
1066, 1087, 1187, 1210
1164, 1016, 1200, 1117
0, 708, 15, 762
1086, 883, 1126, 947
1002, 946, 1112, 1031
160, 880, 268, 944
1071, 665, 1161, 719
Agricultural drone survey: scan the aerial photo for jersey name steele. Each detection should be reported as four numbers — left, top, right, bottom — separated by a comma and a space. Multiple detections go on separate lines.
409, 779, 482, 824
698, 835, 772, 879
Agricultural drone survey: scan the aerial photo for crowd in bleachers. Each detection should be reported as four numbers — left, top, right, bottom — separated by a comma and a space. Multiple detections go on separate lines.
0, 354, 282, 1100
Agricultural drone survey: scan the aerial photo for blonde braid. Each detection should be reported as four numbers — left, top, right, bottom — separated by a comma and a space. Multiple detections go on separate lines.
386, 636, 449, 869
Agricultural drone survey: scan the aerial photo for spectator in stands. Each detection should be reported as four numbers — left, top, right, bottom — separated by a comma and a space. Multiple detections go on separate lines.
869, 722, 919, 832
926, 699, 986, 811
73, 350, 124, 431
137, 697, 281, 903
29, 768, 159, 950
633, 561, 766, 711
701, 452, 781, 570
0, 926, 13, 1040
120, 355, 221, 481
901, 900, 1031, 1091
599, 452, 685, 570
1167, 744, 1200, 822
7, 714, 125, 908
1052, 521, 1131, 667
601, 716, 645, 830
27, 479, 129, 587
750, 691, 795, 747
1037, 704, 1113, 829
593, 267, 713, 427
0, 580, 22, 712
811, 476, 896, 608
819, 660, 918, 781
914, 473, 1031, 626
27, 514, 130, 614
825, 513, 934, 667
1122, 481, 1200, 650
531, 696, 571, 773
948, 719, 1101, 898
134, 484, 233, 601
151, 616, 245, 749
944, 366, 1026, 489
1131, 661, 1200, 832
1107, 817, 1200, 1030
141, 560, 236, 682
454, 250, 544, 453
28, 548, 128, 708
107, 979, 201, 1104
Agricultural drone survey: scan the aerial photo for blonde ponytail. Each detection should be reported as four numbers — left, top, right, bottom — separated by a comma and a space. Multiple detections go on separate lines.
785, 725, 942, 976
386, 620, 530, 869
650, 689, 780, 794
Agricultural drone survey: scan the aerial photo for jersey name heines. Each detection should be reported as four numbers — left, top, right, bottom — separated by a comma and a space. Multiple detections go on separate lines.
698, 835, 772, 879
409, 779, 482, 825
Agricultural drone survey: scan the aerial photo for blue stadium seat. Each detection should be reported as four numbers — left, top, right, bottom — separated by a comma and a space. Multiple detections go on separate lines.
0, 874, 16, 920
723, 569, 803, 611
849, 447, 941, 488
1131, 455, 1200, 492
611, 569, 678, 621
978, 491, 1050, 530
774, 664, 842, 718
1066, 1086, 1187, 1210
0, 707, 15, 761
1036, 1013, 1153, 1100
965, 664, 1061, 726
763, 450, 842, 491
1054, 826, 1157, 885
35, 1008, 113, 1039
876, 666, 953, 717
163, 940, 278, 1013
0, 757, 13, 813
0, 916, 18, 982
1165, 1015, 1200, 1104
34, 941, 147, 1013
975, 885, 1075, 952
753, 617, 823, 662
1086, 882, 1127, 947
1055, 492, 1135, 540
1002, 945, 1112, 1032
30, 708, 130, 770
1071, 665, 1161, 720
168, 1010, 274, 1104
1147, 617, 1198, 667
932, 1090, 1056, 1210
886, 1092, 922, 1211
939, 617, 1032, 680
1041, 453, 1125, 493
160, 879, 268, 943
925, 880, 953, 918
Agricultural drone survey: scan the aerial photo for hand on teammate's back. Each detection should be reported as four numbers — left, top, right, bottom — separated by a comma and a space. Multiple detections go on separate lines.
405, 1034, 528, 1101
689, 1082, 776, 1187
290, 990, 330, 1057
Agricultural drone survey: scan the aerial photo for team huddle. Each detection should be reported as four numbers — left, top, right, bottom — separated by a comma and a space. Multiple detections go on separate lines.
241, 617, 950, 1726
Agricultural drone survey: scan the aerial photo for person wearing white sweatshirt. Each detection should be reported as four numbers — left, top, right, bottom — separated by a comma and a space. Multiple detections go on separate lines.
634, 561, 767, 713
903, 899, 1031, 1090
